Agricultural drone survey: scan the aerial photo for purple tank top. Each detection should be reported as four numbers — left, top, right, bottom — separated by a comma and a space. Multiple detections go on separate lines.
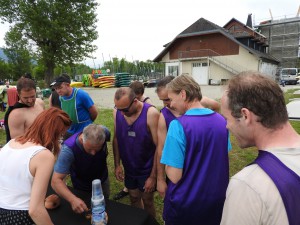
64, 133, 108, 191
254, 150, 300, 225
116, 103, 156, 178
163, 113, 229, 225
160, 107, 176, 129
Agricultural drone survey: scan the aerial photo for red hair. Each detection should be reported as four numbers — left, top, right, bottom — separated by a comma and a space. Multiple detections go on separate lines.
15, 107, 72, 156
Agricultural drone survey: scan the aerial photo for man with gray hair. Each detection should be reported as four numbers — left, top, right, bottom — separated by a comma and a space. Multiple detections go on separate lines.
51, 124, 110, 214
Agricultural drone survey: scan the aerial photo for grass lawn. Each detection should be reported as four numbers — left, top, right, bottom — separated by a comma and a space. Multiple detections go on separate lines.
0, 88, 300, 225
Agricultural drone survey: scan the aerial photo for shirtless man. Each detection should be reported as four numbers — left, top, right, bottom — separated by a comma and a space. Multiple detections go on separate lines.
4, 77, 44, 142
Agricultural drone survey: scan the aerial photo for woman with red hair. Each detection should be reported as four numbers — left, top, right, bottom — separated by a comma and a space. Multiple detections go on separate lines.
0, 107, 72, 225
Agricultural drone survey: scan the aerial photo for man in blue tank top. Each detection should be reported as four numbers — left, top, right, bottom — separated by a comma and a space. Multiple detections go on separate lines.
220, 71, 300, 225
113, 87, 159, 218
161, 74, 229, 225
51, 124, 110, 214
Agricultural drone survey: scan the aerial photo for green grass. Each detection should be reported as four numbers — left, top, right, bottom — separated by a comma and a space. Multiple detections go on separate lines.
1, 88, 300, 225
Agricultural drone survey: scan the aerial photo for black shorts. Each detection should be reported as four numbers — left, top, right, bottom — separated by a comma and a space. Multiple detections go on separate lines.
124, 176, 148, 192
0, 208, 34, 225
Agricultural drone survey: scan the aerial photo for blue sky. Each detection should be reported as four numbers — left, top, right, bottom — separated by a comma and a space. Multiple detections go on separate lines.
0, 0, 299, 67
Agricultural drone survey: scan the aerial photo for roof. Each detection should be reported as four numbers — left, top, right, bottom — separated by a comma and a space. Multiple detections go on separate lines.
223, 17, 267, 39
153, 17, 277, 63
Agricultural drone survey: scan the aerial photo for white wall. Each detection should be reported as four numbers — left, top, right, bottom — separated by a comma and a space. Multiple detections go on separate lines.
259, 62, 278, 79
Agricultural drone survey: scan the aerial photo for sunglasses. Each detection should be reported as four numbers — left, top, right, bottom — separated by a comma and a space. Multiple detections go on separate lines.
115, 98, 136, 112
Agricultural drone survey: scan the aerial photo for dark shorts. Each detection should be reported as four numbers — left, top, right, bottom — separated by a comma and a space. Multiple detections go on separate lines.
124, 176, 148, 192
0, 208, 34, 225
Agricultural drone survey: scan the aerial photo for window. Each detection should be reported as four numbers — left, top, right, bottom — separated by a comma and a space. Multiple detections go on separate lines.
168, 66, 178, 76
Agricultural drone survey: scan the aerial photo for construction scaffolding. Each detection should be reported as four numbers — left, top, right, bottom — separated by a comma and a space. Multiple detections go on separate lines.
256, 16, 300, 68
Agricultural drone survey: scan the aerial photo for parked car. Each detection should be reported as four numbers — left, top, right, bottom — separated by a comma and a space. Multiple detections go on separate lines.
280, 68, 298, 85
145, 79, 159, 88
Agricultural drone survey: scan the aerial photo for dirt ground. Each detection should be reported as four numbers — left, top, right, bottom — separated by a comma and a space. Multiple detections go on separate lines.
82, 84, 299, 109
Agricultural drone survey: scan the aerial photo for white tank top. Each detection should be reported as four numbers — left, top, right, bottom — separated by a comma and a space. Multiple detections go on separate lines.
0, 142, 46, 210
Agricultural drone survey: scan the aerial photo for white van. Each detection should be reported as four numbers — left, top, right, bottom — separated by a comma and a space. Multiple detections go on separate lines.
280, 68, 298, 85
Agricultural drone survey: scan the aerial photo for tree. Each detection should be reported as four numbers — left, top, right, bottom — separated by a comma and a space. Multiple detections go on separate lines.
0, 59, 10, 80
0, 0, 99, 85
4, 26, 32, 79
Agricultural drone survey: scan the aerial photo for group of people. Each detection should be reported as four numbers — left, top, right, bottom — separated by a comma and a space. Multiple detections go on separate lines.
0, 70, 299, 225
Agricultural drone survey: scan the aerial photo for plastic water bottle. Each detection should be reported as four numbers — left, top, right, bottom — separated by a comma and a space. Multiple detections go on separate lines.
91, 179, 107, 225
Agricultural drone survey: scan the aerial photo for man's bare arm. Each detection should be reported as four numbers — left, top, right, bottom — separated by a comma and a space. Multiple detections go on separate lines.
112, 109, 124, 181
89, 105, 98, 121
147, 107, 160, 178
51, 172, 88, 213
156, 113, 168, 197
8, 109, 26, 139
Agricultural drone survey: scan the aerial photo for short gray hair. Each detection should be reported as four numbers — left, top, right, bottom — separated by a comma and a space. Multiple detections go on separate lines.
82, 124, 106, 145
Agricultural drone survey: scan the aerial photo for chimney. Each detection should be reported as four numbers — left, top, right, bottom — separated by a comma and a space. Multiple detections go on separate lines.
246, 13, 253, 28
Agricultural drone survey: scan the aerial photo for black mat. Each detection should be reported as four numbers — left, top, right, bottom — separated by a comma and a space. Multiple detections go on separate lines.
47, 186, 159, 225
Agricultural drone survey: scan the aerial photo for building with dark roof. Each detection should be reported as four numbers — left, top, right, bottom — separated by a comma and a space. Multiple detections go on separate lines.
153, 17, 279, 85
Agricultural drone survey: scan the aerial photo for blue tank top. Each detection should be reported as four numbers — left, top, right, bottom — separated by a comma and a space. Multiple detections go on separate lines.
160, 107, 176, 129
163, 113, 229, 225
116, 103, 156, 178
64, 133, 108, 191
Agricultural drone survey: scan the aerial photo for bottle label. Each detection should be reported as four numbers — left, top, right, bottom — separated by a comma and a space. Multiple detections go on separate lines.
92, 206, 106, 225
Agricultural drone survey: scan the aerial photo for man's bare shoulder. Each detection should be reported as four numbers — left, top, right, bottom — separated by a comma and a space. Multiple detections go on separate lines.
147, 105, 159, 115
9, 107, 26, 118
147, 106, 160, 125
35, 98, 45, 108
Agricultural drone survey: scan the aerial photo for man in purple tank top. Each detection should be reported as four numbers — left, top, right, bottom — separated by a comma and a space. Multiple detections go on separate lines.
113, 87, 159, 218
51, 124, 110, 214
220, 71, 300, 225
156, 75, 221, 198
161, 74, 229, 225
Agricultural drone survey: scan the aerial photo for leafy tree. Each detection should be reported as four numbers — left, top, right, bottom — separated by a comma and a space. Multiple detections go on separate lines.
0, 0, 99, 85
3, 26, 32, 79
0, 59, 10, 80
74, 63, 92, 75
32, 63, 46, 81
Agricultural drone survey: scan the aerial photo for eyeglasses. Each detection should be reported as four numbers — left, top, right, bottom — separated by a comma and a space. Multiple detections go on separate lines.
115, 98, 136, 112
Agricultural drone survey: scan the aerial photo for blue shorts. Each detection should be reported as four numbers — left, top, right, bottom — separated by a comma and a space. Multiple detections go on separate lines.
124, 176, 148, 192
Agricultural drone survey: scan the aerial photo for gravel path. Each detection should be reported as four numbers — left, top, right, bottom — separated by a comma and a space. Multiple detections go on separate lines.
82, 84, 300, 109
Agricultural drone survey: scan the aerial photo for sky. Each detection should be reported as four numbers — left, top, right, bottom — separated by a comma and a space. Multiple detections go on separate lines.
0, 0, 299, 68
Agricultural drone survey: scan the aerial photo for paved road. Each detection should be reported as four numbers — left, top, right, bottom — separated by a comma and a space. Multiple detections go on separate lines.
82, 84, 300, 109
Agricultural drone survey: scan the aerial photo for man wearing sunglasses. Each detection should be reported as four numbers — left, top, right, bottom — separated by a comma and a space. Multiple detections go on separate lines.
113, 87, 159, 218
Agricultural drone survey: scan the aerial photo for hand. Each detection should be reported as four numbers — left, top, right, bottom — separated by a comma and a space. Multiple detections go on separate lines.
157, 179, 167, 198
70, 196, 88, 214
115, 165, 124, 182
143, 176, 156, 193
